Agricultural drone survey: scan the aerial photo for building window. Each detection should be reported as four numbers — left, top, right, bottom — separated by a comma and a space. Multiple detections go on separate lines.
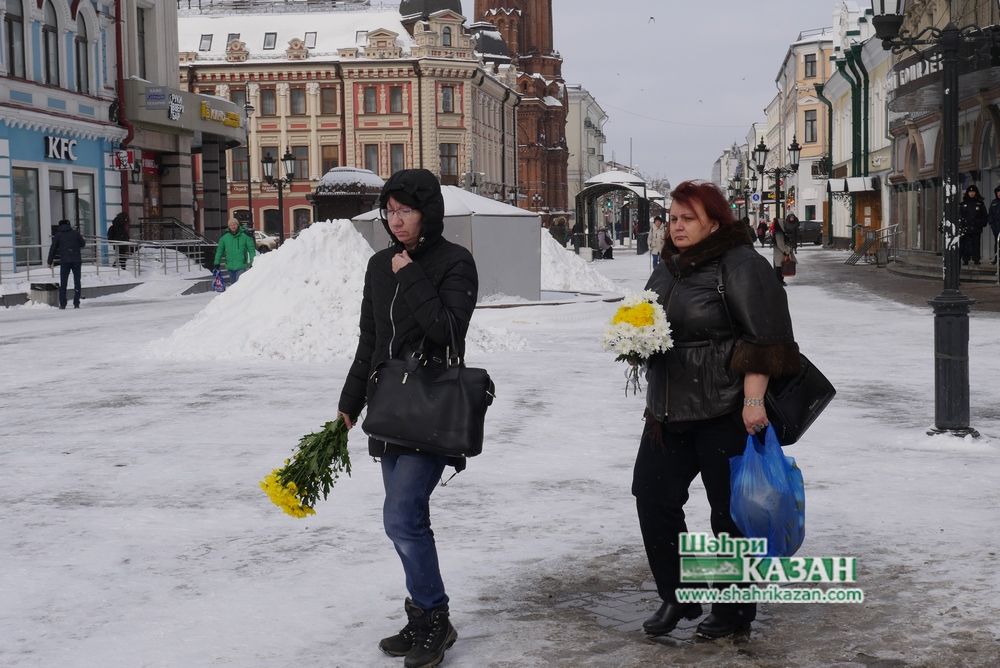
231, 88, 247, 110
199, 34, 213, 51
364, 144, 379, 173
292, 146, 309, 178
389, 86, 403, 114
305, 32, 317, 49
804, 109, 818, 143
13, 167, 41, 265
227, 33, 240, 45
4, 0, 25, 78
263, 32, 277, 50
290, 88, 307, 115
390, 143, 405, 174
42, 1, 59, 86
442, 26, 452, 47
260, 88, 277, 116
804, 205, 816, 220
320, 87, 337, 114
137, 8, 147, 79
73, 172, 95, 241
441, 85, 454, 113
364, 87, 377, 114
321, 145, 339, 173
75, 15, 90, 94
804, 53, 817, 79
231, 146, 248, 182
439, 143, 458, 184
293, 209, 311, 232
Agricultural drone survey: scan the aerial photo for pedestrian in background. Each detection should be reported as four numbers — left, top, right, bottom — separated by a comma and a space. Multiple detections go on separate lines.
213, 219, 256, 284
959, 185, 987, 265
772, 216, 795, 286
637, 180, 799, 640
988, 185, 1000, 264
648, 216, 666, 268
106, 212, 130, 270
755, 220, 768, 247
783, 213, 800, 250
337, 169, 477, 668
47, 219, 86, 309
598, 227, 614, 259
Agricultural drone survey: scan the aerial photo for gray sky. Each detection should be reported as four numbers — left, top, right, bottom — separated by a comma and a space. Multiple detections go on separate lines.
460, 0, 838, 188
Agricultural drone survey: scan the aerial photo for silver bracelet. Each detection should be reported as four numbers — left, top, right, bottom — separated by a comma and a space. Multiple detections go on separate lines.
743, 397, 764, 407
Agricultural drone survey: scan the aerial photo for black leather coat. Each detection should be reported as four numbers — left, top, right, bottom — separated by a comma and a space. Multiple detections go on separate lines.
338, 170, 478, 461
644, 225, 798, 423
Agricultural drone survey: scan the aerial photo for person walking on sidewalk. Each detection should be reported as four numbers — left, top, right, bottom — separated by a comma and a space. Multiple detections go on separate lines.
771, 216, 795, 286
755, 220, 768, 247
637, 180, 800, 640
106, 213, 130, 270
213, 219, 256, 284
47, 219, 87, 309
959, 185, 987, 265
337, 169, 477, 668
648, 216, 666, 268
987, 185, 1000, 264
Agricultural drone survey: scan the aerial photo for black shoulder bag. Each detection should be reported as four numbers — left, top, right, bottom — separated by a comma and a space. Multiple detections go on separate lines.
716, 262, 835, 445
362, 313, 495, 458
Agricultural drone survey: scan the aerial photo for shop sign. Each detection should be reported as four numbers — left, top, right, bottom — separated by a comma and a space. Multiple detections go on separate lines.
110, 149, 132, 170
200, 101, 242, 128
168, 93, 185, 121
45, 136, 78, 161
146, 87, 168, 109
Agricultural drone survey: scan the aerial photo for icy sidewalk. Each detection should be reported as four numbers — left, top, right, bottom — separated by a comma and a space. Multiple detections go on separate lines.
1, 246, 999, 667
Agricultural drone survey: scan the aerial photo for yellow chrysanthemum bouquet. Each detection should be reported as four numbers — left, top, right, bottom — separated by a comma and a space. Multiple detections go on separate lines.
602, 290, 673, 395
260, 418, 352, 518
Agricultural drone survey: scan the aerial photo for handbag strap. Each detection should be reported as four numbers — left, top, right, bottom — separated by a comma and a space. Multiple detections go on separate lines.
715, 260, 737, 337
408, 309, 464, 368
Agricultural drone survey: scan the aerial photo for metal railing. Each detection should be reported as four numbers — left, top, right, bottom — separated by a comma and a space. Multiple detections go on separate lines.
0, 236, 213, 290
845, 224, 900, 266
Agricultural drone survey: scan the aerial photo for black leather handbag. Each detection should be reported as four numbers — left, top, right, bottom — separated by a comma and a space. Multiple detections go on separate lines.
362, 319, 495, 458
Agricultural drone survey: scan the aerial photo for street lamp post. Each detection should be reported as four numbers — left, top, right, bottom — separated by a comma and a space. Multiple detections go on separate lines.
244, 101, 254, 230
869, 0, 1000, 437
261, 147, 295, 246
752, 136, 801, 223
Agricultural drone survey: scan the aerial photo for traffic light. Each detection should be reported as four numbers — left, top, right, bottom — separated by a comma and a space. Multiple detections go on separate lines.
605, 199, 613, 209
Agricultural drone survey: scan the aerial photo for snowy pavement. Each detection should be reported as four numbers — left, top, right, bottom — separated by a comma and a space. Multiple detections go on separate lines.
2, 243, 1000, 667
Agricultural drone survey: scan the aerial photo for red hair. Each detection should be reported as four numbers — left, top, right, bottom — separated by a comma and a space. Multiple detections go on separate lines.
669, 180, 736, 228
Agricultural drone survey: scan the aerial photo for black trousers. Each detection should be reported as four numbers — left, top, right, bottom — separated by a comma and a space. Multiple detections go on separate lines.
59, 261, 82, 308
632, 412, 755, 622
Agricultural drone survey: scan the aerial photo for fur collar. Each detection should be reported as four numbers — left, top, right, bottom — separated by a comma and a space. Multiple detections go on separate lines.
663, 223, 751, 276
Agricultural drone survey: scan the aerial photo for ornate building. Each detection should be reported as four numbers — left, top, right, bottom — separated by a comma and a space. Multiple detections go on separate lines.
177, 0, 519, 240
474, 0, 569, 224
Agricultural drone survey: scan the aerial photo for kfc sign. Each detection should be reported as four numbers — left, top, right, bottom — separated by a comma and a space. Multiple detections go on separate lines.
46, 136, 78, 162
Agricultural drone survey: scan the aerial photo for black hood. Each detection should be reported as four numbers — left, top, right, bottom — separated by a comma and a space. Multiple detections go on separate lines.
56, 220, 73, 231
378, 169, 445, 250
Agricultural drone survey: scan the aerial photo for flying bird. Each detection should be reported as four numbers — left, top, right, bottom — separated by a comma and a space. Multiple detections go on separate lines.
649, 16, 655, 23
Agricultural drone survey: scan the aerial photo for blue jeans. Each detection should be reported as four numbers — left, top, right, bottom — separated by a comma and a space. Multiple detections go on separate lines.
651, 253, 660, 268
228, 268, 245, 284
381, 452, 449, 610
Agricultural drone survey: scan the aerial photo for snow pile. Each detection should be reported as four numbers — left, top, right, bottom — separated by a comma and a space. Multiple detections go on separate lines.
539, 229, 617, 293
152, 220, 519, 361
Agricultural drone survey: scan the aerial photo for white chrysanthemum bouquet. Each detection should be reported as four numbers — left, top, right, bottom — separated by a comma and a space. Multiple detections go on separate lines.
602, 290, 673, 395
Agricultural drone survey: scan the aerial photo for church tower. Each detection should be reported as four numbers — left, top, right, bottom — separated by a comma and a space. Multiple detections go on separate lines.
475, 0, 568, 222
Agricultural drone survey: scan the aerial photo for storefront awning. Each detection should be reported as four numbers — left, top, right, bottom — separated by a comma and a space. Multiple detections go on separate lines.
829, 177, 878, 193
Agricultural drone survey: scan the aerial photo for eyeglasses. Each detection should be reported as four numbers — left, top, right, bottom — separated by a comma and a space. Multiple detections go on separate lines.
385, 207, 416, 219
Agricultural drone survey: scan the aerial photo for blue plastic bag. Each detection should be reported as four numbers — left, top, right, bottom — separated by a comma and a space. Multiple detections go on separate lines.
729, 425, 805, 557
212, 269, 226, 293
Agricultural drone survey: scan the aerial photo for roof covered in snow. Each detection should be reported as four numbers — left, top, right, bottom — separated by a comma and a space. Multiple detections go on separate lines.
354, 186, 539, 219
315, 167, 385, 194
585, 170, 646, 187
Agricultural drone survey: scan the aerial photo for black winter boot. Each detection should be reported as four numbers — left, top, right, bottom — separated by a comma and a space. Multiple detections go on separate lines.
404, 603, 458, 668
378, 598, 420, 657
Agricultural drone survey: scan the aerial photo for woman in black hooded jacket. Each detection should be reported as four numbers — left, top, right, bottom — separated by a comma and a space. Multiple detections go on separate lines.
337, 169, 476, 668
635, 181, 800, 640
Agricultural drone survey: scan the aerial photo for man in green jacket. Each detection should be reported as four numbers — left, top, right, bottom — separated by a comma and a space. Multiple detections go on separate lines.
214, 219, 256, 284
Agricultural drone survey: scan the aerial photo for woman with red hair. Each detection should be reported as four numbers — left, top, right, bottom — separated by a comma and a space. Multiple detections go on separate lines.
633, 180, 800, 640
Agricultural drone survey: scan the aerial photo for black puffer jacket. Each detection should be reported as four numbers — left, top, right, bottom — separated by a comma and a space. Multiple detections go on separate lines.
959, 188, 987, 235
47, 221, 86, 265
644, 224, 799, 423
338, 169, 478, 461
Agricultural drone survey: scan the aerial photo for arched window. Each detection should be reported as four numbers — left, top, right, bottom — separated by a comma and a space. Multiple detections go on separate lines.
75, 14, 89, 94
4, 0, 25, 78
980, 124, 997, 170
42, 0, 59, 86
442, 26, 452, 47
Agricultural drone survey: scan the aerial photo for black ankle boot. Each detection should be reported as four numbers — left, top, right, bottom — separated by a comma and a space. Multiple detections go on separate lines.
642, 602, 703, 636
695, 612, 752, 639
378, 598, 420, 657
404, 603, 458, 668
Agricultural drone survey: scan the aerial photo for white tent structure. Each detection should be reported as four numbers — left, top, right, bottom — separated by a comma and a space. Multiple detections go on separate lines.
353, 186, 541, 300
577, 169, 655, 254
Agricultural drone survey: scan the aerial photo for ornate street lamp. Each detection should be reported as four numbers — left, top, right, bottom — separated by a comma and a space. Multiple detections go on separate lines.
261, 147, 296, 245
869, 0, 1000, 437
243, 101, 254, 230
752, 136, 801, 222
